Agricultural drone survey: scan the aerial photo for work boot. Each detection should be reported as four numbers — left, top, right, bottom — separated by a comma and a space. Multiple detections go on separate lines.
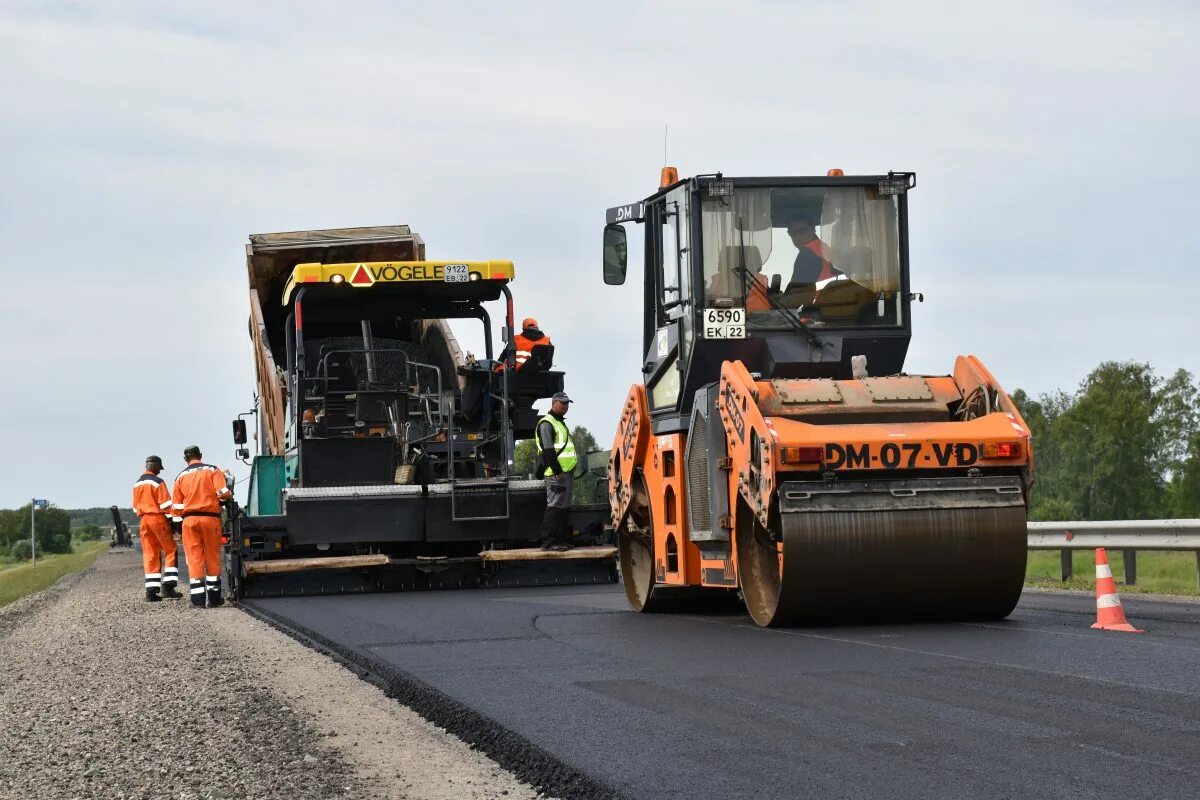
189, 580, 206, 607
161, 583, 182, 599
145, 588, 162, 603
207, 586, 225, 608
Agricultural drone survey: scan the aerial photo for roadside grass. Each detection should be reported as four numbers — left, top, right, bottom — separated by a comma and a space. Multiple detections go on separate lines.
1026, 550, 1200, 596
0, 541, 110, 607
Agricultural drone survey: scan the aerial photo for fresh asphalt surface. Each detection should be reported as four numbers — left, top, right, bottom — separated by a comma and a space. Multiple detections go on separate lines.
250, 585, 1200, 800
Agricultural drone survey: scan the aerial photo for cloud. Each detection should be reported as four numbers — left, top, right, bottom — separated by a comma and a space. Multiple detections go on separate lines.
1, 0, 1197, 506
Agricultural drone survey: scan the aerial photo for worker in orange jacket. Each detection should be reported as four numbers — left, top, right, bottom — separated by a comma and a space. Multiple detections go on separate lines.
496, 317, 553, 371
171, 446, 231, 607
132, 455, 181, 602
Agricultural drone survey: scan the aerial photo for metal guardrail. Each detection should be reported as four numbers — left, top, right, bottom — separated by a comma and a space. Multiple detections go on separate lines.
1027, 519, 1200, 585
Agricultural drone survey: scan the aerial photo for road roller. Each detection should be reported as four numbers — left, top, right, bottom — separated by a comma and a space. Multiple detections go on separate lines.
601, 168, 1033, 626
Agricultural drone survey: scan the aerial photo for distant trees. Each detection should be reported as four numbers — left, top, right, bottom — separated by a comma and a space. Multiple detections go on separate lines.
1012, 362, 1199, 520
0, 507, 137, 561
514, 439, 539, 478
68, 507, 135, 528
75, 524, 105, 541
0, 504, 73, 560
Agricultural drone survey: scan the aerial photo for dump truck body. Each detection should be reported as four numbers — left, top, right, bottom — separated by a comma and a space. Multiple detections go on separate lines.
603, 171, 1032, 625
226, 226, 614, 598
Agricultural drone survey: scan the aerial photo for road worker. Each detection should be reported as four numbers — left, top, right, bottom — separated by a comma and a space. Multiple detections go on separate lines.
171, 446, 231, 607
537, 392, 578, 551
132, 455, 180, 601
497, 317, 552, 371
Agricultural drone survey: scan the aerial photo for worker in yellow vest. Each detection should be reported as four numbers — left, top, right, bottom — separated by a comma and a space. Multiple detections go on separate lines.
536, 392, 577, 551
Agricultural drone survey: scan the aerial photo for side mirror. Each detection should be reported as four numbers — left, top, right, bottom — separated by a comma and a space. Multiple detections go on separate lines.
603, 224, 628, 286
232, 419, 247, 445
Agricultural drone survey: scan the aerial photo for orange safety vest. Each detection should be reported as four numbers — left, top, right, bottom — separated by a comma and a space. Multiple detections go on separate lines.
496, 330, 553, 371
171, 461, 231, 520
512, 331, 552, 369
133, 473, 173, 517
805, 240, 835, 282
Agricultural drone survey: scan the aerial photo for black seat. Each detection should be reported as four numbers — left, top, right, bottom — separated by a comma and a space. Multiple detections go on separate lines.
524, 343, 555, 374
511, 344, 558, 394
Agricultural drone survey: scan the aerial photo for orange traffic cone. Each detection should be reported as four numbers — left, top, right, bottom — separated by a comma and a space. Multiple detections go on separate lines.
1091, 548, 1144, 633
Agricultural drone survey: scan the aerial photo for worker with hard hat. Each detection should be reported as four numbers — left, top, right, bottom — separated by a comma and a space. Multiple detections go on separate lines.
132, 455, 181, 602
498, 317, 552, 371
170, 446, 231, 607
537, 392, 578, 551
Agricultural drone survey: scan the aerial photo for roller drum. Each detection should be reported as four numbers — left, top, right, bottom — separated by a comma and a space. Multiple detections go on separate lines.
738, 476, 1027, 626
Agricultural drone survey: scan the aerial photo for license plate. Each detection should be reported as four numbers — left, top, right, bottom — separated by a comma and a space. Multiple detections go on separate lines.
703, 307, 745, 339
824, 442, 980, 470
443, 263, 469, 283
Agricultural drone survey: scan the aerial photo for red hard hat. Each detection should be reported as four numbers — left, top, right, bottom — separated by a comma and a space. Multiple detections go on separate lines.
521, 317, 539, 329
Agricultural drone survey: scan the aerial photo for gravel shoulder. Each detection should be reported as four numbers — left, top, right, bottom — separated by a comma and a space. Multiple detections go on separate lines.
0, 549, 542, 800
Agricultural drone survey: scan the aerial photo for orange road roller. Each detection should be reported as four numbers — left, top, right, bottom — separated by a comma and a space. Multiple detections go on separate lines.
601, 169, 1032, 626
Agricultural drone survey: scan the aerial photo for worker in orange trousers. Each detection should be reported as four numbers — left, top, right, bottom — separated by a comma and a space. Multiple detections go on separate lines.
171, 446, 232, 608
132, 455, 181, 602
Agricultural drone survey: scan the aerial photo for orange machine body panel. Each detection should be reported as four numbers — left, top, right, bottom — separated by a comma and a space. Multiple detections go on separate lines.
608, 387, 702, 586
609, 384, 651, 530
612, 355, 1034, 595
642, 433, 701, 586
717, 358, 1033, 532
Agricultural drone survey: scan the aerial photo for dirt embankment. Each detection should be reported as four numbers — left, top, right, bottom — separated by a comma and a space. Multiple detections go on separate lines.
0, 549, 543, 800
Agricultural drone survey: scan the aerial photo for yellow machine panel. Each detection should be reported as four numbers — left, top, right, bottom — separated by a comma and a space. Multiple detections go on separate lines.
282, 260, 515, 303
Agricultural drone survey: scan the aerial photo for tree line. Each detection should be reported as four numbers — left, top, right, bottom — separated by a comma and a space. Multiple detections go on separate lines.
1012, 362, 1199, 521
0, 505, 74, 561
0, 506, 136, 562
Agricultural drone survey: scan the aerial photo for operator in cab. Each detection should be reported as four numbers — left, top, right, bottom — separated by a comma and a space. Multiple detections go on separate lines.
787, 212, 840, 287
537, 392, 577, 552
497, 317, 552, 371
171, 446, 232, 608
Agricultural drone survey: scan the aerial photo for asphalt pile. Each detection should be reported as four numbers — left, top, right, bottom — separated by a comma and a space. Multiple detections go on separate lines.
0, 550, 541, 800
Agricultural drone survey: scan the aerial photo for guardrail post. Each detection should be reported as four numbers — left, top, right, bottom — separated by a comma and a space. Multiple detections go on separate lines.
1060, 550, 1072, 582
1195, 551, 1200, 589
1123, 549, 1137, 586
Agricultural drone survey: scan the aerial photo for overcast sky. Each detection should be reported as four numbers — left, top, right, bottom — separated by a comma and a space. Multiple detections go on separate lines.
2, 1, 1197, 508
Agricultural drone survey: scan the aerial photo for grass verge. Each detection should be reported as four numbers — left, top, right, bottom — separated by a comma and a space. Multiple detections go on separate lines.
0, 541, 110, 608
1026, 549, 1200, 596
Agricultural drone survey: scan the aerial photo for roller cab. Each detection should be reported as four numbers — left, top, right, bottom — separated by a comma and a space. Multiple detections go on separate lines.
603, 171, 1033, 626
